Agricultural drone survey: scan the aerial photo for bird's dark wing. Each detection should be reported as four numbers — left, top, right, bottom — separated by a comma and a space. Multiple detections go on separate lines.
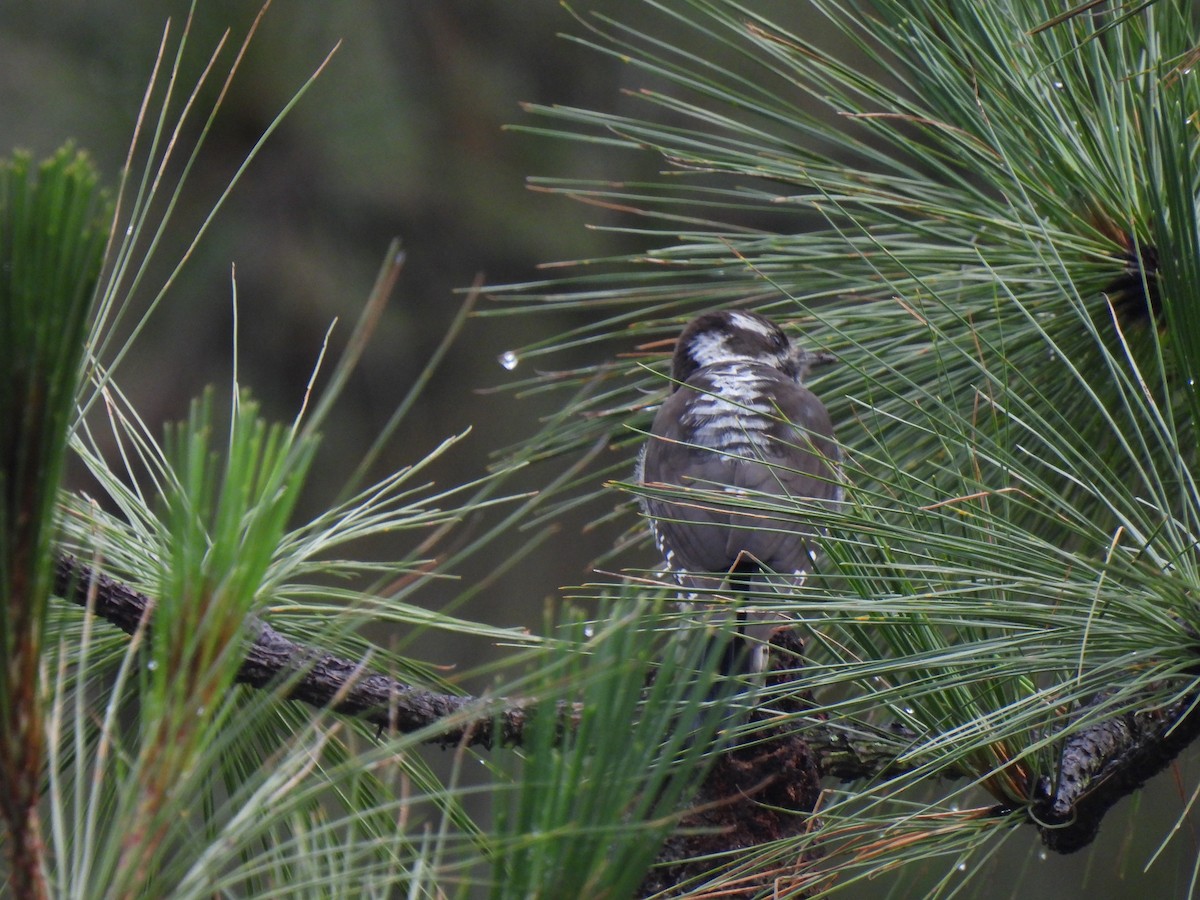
757, 375, 842, 506
641, 385, 742, 578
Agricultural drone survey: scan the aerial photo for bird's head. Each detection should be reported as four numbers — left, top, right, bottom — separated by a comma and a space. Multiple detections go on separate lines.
669, 309, 824, 389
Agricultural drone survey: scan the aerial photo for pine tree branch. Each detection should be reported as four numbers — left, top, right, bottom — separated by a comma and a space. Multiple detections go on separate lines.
52, 553, 567, 747
54, 552, 1199, 856
1033, 688, 1200, 853
50, 554, 913, 768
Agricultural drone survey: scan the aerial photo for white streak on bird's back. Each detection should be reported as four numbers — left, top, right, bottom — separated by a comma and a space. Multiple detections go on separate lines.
684, 363, 777, 456
684, 330, 734, 369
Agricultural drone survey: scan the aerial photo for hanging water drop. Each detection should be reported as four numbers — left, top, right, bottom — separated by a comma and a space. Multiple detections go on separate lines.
499, 350, 519, 371
147, 659, 159, 671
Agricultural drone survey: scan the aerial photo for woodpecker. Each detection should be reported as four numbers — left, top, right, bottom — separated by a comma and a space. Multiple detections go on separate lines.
637, 309, 840, 673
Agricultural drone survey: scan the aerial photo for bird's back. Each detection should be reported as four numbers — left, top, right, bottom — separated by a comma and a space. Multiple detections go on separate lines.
640, 360, 839, 584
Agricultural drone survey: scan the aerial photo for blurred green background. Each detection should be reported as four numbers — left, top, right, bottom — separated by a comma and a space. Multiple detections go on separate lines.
0, 0, 659, 666
3, 2, 1196, 896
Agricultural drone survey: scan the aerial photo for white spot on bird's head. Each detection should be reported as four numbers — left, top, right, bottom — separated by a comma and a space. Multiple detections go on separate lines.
730, 310, 778, 338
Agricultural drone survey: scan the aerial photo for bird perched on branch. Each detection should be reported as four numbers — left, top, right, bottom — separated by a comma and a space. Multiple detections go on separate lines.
637, 309, 841, 674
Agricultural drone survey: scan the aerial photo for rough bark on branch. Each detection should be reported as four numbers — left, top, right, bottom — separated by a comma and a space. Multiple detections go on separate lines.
1033, 688, 1200, 853
53, 554, 570, 747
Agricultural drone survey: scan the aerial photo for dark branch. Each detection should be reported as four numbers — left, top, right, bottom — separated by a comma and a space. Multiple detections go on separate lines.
49, 554, 941, 769
55, 552, 1200, 856
53, 554, 572, 747
1033, 688, 1200, 853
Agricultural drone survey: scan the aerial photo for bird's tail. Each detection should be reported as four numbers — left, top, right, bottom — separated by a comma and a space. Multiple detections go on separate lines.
721, 557, 780, 676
